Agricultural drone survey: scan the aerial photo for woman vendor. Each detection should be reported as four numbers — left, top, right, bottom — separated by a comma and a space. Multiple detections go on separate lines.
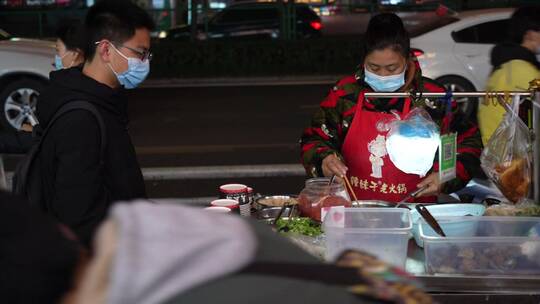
300, 13, 483, 203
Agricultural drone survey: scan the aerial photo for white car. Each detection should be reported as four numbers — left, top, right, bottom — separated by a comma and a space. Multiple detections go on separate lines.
0, 29, 54, 130
411, 8, 515, 118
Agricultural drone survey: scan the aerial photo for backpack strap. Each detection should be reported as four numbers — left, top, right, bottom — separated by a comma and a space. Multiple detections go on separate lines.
13, 101, 107, 196
39, 101, 107, 163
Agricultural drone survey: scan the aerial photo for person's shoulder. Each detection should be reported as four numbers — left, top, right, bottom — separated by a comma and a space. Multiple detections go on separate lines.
508, 60, 540, 75
489, 60, 540, 90
420, 77, 445, 93
331, 75, 363, 97
320, 76, 362, 108
334, 75, 360, 89
49, 107, 100, 136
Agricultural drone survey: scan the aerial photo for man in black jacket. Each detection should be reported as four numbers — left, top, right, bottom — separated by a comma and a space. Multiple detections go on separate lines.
35, 0, 153, 247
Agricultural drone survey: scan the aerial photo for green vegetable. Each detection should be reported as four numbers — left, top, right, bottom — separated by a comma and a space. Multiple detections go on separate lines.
276, 217, 322, 237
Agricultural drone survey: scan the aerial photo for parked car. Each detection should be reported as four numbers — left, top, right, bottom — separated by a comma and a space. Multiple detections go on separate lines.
411, 8, 517, 119
163, 2, 323, 41
25, 0, 55, 6
0, 29, 54, 130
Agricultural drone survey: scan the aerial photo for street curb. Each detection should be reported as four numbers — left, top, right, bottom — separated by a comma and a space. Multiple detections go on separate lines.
4, 164, 307, 189
142, 164, 306, 180
142, 75, 343, 88
152, 197, 218, 206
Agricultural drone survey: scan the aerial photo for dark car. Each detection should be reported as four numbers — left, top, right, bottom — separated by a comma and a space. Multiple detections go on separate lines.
164, 2, 322, 40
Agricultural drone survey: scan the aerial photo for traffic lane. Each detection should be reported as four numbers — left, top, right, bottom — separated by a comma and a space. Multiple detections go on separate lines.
126, 84, 330, 166
126, 84, 329, 146
135, 145, 301, 167
2, 84, 330, 170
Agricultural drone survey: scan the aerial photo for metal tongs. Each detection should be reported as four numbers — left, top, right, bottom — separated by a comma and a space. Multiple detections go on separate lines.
415, 204, 447, 237
274, 203, 297, 230
395, 185, 428, 209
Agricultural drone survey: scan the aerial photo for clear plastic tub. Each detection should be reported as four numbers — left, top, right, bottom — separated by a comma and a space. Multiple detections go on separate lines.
323, 207, 412, 267
420, 216, 540, 275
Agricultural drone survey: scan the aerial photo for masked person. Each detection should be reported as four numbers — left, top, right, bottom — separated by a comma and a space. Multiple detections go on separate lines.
0, 21, 86, 154
478, 7, 540, 145
33, 0, 152, 248
300, 13, 483, 203
55, 20, 86, 70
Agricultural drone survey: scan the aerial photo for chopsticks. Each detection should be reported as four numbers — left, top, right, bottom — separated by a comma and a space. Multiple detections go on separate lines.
342, 174, 358, 202
331, 153, 357, 202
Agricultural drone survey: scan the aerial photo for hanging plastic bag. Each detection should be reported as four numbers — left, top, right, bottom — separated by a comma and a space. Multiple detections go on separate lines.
386, 107, 440, 177
480, 95, 532, 204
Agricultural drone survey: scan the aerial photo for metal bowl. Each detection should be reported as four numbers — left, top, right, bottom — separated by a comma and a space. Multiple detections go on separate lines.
351, 200, 393, 208
259, 217, 294, 225
255, 206, 300, 221
254, 195, 299, 211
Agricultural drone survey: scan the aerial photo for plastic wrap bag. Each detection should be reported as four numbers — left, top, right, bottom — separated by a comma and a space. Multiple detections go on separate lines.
481, 95, 532, 204
386, 107, 440, 177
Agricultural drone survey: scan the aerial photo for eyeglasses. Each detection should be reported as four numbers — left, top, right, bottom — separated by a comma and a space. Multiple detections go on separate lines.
94, 40, 152, 61
118, 44, 153, 62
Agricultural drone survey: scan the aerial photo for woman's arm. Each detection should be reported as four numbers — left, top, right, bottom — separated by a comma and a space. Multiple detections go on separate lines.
420, 79, 484, 196
300, 80, 354, 177
444, 108, 484, 194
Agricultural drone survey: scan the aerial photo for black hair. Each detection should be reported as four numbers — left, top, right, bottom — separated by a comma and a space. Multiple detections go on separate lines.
508, 6, 540, 44
56, 19, 86, 54
364, 13, 410, 59
85, 0, 156, 61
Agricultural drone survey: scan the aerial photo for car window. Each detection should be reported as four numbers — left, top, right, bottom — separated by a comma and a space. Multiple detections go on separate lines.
452, 19, 510, 44
408, 16, 459, 38
213, 7, 279, 24
296, 6, 319, 20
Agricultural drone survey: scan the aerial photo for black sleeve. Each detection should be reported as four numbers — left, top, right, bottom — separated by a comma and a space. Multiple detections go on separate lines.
48, 110, 104, 243
0, 130, 34, 154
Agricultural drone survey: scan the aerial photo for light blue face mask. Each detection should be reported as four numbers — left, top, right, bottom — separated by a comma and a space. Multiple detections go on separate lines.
364, 67, 406, 92
54, 53, 71, 70
109, 44, 150, 89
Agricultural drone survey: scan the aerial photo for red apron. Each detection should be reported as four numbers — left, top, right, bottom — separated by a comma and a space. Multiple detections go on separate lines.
341, 93, 434, 203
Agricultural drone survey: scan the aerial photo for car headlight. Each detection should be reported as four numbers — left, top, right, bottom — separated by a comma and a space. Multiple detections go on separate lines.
158, 31, 168, 39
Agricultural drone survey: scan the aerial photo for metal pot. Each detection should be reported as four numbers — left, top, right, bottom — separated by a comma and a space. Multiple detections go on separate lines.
351, 200, 393, 208
254, 195, 299, 211
255, 206, 300, 221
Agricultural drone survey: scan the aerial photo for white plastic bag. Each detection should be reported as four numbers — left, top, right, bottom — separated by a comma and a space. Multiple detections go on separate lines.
386, 107, 440, 176
480, 95, 532, 204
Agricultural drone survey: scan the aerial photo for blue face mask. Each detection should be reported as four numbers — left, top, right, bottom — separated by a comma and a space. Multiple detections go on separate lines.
364, 67, 406, 92
109, 44, 150, 89
54, 53, 71, 70
54, 55, 64, 70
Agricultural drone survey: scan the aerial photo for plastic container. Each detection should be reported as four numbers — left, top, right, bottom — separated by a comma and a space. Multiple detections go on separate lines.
410, 204, 486, 247
323, 207, 412, 267
420, 216, 540, 276
298, 178, 351, 222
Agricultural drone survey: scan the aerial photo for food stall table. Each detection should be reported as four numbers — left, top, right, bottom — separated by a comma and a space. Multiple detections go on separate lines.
405, 240, 540, 302
284, 232, 540, 303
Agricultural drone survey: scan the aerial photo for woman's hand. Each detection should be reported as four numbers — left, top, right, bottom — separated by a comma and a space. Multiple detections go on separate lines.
322, 154, 348, 178
416, 173, 442, 198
